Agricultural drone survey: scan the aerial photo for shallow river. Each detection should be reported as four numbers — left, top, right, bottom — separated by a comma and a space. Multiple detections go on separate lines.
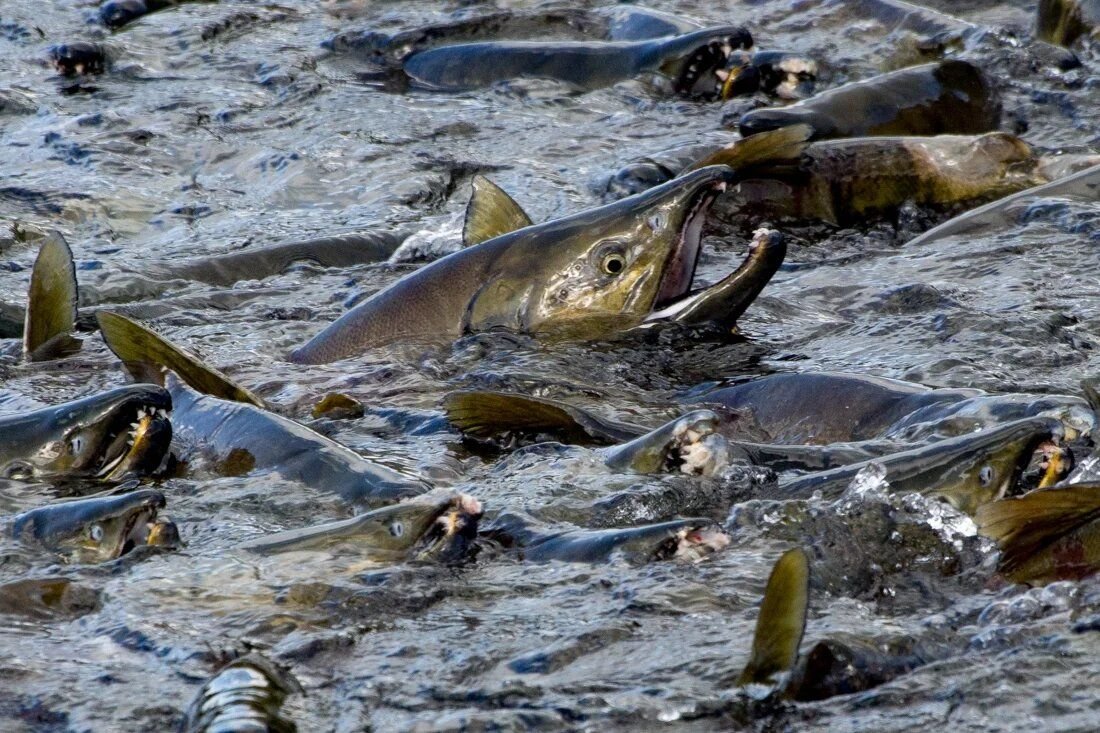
2, 0, 1100, 730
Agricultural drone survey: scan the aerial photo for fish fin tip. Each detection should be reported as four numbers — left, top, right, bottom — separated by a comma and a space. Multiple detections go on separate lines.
463, 176, 534, 247
23, 231, 78, 361
738, 547, 810, 687
977, 486, 1100, 574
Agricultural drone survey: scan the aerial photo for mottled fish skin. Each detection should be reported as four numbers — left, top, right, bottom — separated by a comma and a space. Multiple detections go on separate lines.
289, 166, 737, 363
401, 26, 752, 93
739, 60, 1000, 140
181, 654, 301, 733
167, 380, 428, 509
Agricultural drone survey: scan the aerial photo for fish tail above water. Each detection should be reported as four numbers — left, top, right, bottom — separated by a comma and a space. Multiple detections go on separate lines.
976, 484, 1100, 582
181, 653, 302, 733
442, 390, 645, 445
737, 547, 810, 687
96, 311, 264, 408
23, 232, 82, 362
463, 175, 535, 246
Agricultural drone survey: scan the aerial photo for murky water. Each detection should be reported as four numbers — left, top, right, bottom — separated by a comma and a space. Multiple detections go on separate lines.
1, 0, 1100, 730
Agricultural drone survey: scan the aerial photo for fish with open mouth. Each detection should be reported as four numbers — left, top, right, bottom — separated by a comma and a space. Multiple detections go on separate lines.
10, 489, 179, 564
0, 385, 172, 482
239, 490, 482, 565
290, 127, 805, 364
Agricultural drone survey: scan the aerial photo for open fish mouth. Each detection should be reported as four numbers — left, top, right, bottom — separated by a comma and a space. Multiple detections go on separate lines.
653, 179, 729, 309
674, 40, 739, 99
411, 494, 483, 563
651, 522, 731, 562
94, 404, 173, 480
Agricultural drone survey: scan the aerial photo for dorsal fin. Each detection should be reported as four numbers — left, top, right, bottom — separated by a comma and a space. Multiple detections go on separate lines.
737, 547, 810, 687
96, 311, 264, 407
686, 123, 811, 174
462, 175, 534, 247
23, 232, 82, 361
442, 390, 645, 445
976, 485, 1100, 579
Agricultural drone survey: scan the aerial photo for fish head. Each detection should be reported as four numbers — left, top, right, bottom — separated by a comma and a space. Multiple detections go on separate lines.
619, 519, 730, 563
662, 27, 755, 99
929, 417, 1063, 515
12, 489, 169, 563
352, 491, 483, 561
472, 166, 734, 339
4, 385, 172, 482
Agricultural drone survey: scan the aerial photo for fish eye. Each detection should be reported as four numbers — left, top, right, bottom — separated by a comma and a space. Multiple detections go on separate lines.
601, 253, 627, 276
647, 214, 665, 231
69, 437, 84, 454
89, 523, 104, 542
979, 466, 995, 486
389, 521, 405, 538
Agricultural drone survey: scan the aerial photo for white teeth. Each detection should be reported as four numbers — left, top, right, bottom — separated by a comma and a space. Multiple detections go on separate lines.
156, 408, 168, 419
97, 448, 128, 478
130, 422, 140, 430
689, 64, 697, 73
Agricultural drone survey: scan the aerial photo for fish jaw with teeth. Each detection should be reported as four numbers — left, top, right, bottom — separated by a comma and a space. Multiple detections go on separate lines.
0, 385, 172, 482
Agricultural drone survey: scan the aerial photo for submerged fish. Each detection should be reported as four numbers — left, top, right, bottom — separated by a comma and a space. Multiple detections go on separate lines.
977, 483, 1100, 585
11, 489, 178, 564
181, 654, 301, 733
487, 513, 730, 564
738, 60, 1000, 140
401, 27, 753, 98
0, 385, 172, 482
240, 490, 482, 565
290, 130, 805, 363
772, 417, 1063, 514
1037, 0, 1100, 46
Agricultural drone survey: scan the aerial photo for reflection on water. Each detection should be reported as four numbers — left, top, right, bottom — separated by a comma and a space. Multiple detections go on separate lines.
1, 0, 1099, 729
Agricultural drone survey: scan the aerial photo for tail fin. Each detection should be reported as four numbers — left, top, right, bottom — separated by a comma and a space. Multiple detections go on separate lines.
976, 485, 1100, 579
463, 176, 534, 247
737, 547, 810, 687
442, 390, 644, 445
96, 311, 264, 407
23, 232, 81, 361
685, 123, 810, 174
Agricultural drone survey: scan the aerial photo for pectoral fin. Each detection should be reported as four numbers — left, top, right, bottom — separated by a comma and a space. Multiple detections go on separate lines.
737, 547, 810, 687
976, 485, 1100, 577
463, 176, 534, 246
23, 232, 81, 361
442, 390, 644, 445
96, 311, 264, 408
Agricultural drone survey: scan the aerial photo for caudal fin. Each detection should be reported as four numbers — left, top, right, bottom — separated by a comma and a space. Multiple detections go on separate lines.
463, 175, 535, 247
976, 485, 1100, 578
96, 311, 264, 407
686, 123, 810, 174
23, 232, 81, 361
442, 390, 644, 445
737, 547, 810, 687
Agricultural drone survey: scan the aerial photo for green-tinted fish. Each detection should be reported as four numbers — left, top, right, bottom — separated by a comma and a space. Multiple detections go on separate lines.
181, 654, 301, 733
977, 483, 1100, 585
401, 27, 753, 98
773, 417, 1063, 515
0, 385, 172, 482
11, 489, 177, 564
737, 548, 810, 686
738, 60, 1000, 140
22, 232, 81, 361
1036, 0, 1100, 46
290, 130, 806, 363
696, 132, 1044, 225
240, 491, 482, 564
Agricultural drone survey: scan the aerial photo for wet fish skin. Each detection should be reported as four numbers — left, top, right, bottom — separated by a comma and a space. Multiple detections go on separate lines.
167, 380, 429, 509
1037, 0, 1100, 46
737, 548, 810, 686
11, 489, 168, 564
290, 166, 739, 363
489, 514, 729, 564
401, 26, 753, 96
772, 417, 1063, 515
977, 483, 1100, 585
0, 385, 172, 482
23, 232, 81, 362
181, 654, 301, 733
739, 60, 1000, 140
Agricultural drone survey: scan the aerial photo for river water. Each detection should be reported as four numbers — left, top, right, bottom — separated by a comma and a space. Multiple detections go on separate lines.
1, 0, 1100, 730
